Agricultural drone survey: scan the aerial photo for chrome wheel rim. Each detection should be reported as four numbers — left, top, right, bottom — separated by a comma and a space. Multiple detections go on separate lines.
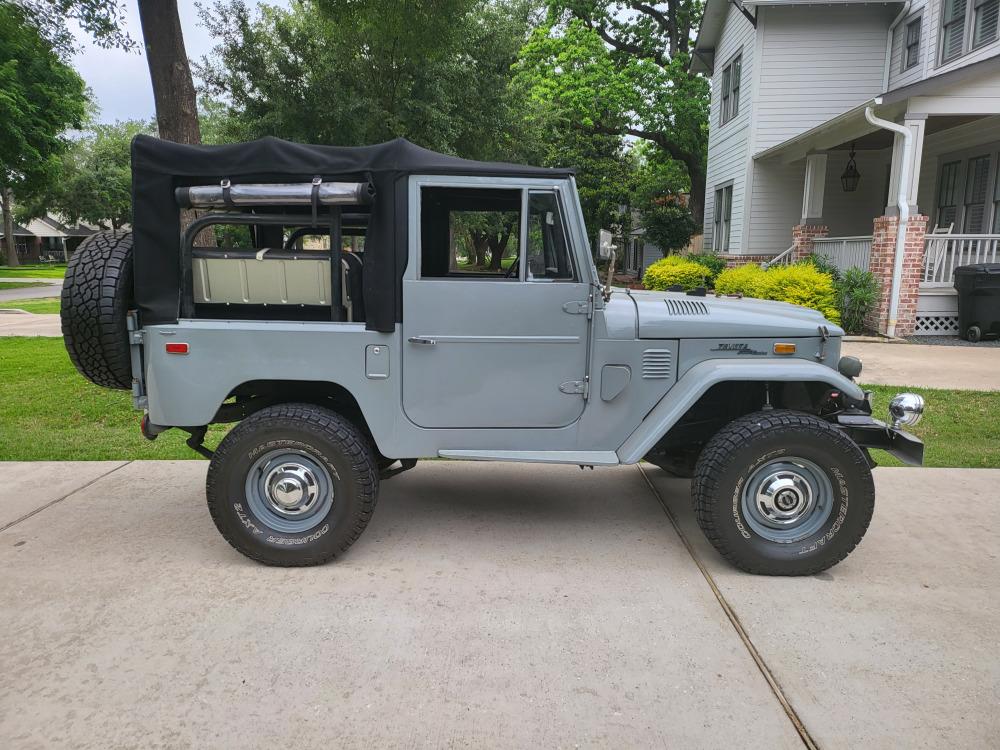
245, 449, 334, 533
741, 457, 834, 543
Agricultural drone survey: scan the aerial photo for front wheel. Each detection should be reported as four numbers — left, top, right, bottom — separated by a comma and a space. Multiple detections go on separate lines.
692, 410, 875, 576
206, 403, 378, 566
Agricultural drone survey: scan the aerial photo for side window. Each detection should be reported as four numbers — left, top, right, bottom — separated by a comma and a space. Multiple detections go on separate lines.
420, 187, 522, 279
904, 17, 921, 70
526, 191, 576, 281
712, 185, 733, 252
719, 52, 741, 126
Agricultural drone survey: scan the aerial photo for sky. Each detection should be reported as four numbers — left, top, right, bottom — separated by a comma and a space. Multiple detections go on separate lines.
69, 0, 288, 124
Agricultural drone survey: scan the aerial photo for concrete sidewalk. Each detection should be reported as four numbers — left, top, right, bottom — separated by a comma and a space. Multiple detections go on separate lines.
0, 311, 61, 336
1, 460, 998, 748
0, 280, 61, 302
843, 340, 1000, 390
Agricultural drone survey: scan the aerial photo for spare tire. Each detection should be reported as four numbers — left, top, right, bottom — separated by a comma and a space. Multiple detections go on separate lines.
61, 230, 135, 390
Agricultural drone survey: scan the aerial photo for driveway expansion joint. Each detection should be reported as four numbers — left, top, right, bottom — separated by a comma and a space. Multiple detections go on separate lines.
636, 463, 820, 750
0, 461, 133, 534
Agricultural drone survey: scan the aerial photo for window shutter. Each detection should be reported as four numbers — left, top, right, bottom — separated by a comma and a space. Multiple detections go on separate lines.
943, 0, 968, 60
975, 0, 1000, 47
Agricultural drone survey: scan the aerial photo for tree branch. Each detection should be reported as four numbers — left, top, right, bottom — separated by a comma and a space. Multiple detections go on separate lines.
591, 23, 666, 66
628, 1, 677, 55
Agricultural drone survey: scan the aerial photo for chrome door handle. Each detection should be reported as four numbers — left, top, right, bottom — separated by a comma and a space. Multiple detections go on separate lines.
407, 336, 436, 346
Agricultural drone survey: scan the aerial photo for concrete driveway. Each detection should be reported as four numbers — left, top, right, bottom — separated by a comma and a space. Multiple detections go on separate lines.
842, 340, 1000, 390
1, 461, 998, 748
0, 279, 61, 302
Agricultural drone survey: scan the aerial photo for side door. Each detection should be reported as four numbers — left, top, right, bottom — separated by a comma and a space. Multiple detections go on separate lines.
402, 180, 592, 429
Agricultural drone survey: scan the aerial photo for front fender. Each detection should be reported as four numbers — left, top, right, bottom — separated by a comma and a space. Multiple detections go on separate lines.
616, 358, 865, 464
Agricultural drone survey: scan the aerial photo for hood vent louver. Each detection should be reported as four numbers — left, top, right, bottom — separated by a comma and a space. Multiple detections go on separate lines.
642, 349, 673, 379
665, 299, 709, 316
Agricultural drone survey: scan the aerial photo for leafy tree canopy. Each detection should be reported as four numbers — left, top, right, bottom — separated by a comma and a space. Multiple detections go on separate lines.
513, 1, 708, 223
0, 2, 88, 263
16, 1, 136, 54
197, 0, 537, 161
18, 120, 155, 230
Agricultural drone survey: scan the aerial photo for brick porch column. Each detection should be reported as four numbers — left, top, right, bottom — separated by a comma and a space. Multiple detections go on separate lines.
791, 224, 829, 261
866, 214, 928, 337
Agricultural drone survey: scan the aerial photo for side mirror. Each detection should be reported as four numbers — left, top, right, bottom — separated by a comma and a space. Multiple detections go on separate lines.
598, 229, 614, 260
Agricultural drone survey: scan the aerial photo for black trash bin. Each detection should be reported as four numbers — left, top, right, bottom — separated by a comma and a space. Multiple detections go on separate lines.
953, 263, 1000, 342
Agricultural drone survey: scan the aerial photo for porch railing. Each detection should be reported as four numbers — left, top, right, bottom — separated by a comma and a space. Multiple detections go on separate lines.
811, 236, 873, 273
923, 234, 1000, 286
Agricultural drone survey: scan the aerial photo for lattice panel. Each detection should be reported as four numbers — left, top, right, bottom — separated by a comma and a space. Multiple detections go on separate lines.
913, 314, 960, 335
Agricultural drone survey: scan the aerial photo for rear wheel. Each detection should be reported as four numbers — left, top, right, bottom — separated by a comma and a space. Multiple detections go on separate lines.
206, 403, 378, 566
692, 410, 875, 576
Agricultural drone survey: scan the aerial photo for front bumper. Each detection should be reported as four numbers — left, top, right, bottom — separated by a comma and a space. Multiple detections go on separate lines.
834, 414, 924, 466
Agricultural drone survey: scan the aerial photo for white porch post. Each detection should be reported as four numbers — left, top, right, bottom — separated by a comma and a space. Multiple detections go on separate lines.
886, 115, 926, 215
801, 153, 827, 223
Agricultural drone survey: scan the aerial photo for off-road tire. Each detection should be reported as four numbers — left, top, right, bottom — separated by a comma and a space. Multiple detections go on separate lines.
692, 410, 875, 576
60, 230, 134, 389
206, 403, 379, 566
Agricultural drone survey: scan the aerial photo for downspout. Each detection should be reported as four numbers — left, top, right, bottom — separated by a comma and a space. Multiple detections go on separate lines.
865, 99, 912, 339
883, 1, 911, 91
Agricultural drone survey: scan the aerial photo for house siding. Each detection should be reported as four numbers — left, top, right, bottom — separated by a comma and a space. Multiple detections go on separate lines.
702, 3, 757, 252
746, 158, 804, 254
753, 5, 896, 154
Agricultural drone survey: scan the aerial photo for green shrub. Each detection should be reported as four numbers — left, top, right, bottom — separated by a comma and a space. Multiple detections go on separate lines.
642, 255, 711, 291
686, 251, 727, 284
714, 261, 840, 323
804, 252, 842, 282
836, 267, 880, 334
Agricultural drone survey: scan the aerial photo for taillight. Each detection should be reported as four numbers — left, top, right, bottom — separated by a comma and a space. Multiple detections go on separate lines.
165, 342, 189, 354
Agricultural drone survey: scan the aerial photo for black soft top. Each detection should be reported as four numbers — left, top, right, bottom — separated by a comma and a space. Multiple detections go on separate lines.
131, 135, 573, 329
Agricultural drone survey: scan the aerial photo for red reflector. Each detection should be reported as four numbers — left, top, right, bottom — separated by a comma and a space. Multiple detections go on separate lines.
165, 342, 189, 354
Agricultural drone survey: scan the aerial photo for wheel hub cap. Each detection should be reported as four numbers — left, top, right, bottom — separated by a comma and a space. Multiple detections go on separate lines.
244, 450, 335, 534
740, 457, 834, 544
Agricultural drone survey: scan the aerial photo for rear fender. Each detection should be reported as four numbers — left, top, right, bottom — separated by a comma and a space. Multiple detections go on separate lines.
616, 359, 865, 464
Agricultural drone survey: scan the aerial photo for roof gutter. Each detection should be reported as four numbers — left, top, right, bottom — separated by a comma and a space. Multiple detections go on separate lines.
865, 99, 911, 339
883, 1, 911, 91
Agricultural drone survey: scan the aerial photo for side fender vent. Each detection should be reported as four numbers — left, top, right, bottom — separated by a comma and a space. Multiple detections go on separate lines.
664, 299, 709, 316
642, 349, 673, 379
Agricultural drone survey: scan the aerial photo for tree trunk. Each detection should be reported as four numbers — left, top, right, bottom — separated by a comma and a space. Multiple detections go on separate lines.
136, 0, 214, 246
136, 0, 201, 145
687, 161, 706, 230
1, 187, 18, 267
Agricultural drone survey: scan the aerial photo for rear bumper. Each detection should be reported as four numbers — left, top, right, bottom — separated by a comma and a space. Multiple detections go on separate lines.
834, 414, 924, 466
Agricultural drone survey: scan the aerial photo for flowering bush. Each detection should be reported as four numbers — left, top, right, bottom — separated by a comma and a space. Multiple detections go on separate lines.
714, 262, 841, 323
642, 255, 712, 291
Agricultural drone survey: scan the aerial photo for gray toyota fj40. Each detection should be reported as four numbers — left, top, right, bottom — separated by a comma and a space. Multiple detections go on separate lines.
60, 136, 925, 575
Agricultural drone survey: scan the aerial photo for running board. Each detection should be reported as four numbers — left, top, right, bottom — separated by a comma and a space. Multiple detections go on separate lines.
437, 450, 619, 466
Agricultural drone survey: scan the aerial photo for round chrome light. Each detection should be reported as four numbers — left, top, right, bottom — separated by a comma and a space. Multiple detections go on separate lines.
889, 393, 924, 429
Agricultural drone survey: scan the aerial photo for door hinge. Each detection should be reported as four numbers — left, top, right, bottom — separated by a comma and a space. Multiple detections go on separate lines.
559, 376, 590, 399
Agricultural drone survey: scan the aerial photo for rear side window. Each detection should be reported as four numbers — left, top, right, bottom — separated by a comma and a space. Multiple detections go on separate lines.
420, 187, 522, 279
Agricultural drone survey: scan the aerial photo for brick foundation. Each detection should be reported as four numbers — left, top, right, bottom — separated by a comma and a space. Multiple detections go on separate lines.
791, 224, 829, 261
867, 215, 927, 337
719, 253, 779, 268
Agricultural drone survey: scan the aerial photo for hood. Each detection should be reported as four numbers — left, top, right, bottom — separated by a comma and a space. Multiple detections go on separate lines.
624, 290, 844, 339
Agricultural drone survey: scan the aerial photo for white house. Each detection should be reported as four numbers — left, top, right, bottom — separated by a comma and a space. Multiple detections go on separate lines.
692, 0, 1000, 336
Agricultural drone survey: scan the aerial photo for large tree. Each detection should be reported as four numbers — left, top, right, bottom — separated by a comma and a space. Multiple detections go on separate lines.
197, 0, 536, 160
0, 3, 87, 265
18, 120, 155, 231
514, 1, 708, 224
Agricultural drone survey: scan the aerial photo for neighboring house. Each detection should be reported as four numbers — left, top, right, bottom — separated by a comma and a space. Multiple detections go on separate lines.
0, 215, 96, 263
692, 0, 1000, 336
622, 225, 665, 277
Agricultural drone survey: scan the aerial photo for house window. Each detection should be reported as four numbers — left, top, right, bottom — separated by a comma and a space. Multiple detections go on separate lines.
904, 18, 921, 69
992, 165, 1000, 232
937, 160, 960, 228
942, 0, 968, 61
973, 0, 1000, 48
713, 185, 733, 252
963, 155, 991, 232
719, 53, 741, 126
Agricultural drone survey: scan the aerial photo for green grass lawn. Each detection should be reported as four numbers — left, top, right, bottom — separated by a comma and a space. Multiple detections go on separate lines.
0, 281, 49, 290
1, 336, 997, 465
0, 264, 66, 279
0, 296, 60, 314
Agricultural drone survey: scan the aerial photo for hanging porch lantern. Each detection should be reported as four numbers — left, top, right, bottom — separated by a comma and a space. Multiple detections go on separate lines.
841, 143, 861, 192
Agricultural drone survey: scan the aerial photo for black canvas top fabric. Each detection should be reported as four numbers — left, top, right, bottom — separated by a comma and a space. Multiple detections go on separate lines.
130, 135, 573, 330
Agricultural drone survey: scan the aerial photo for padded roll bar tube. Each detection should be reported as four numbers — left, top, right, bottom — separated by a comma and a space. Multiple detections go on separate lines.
175, 181, 375, 209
